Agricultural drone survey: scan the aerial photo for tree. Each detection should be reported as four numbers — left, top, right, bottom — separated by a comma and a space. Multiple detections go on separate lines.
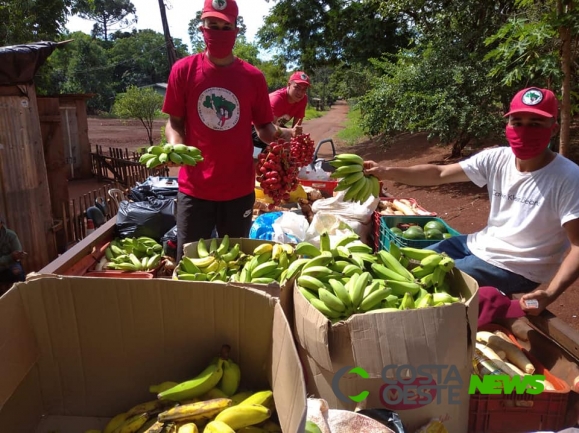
112, 85, 164, 144
0, 0, 72, 45
72, 0, 137, 41
108, 29, 188, 92
484, 0, 579, 157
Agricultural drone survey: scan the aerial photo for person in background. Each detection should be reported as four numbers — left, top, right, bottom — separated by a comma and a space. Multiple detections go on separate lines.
162, 0, 298, 263
363, 87, 579, 316
252, 71, 311, 153
0, 214, 26, 285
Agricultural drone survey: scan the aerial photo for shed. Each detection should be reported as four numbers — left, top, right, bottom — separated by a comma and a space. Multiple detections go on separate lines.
0, 41, 65, 272
141, 82, 167, 98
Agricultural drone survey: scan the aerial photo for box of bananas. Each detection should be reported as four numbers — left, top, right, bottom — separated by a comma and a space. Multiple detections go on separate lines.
98, 344, 283, 433
139, 144, 204, 169
89, 236, 164, 276
173, 236, 299, 285
291, 232, 469, 323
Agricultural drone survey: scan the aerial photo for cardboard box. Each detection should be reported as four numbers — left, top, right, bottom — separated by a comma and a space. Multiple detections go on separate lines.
294, 269, 479, 432
0, 275, 306, 432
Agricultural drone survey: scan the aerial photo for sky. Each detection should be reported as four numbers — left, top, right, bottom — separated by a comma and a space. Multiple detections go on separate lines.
66, 0, 273, 50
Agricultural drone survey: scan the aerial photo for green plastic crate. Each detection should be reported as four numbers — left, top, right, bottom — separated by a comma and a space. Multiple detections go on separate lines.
378, 215, 461, 251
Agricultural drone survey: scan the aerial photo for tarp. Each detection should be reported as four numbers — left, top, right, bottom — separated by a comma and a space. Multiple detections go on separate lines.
0, 41, 67, 86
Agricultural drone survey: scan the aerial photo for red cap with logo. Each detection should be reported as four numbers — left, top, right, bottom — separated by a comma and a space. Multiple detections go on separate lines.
201, 0, 238, 25
289, 71, 311, 86
477, 286, 525, 327
504, 87, 558, 118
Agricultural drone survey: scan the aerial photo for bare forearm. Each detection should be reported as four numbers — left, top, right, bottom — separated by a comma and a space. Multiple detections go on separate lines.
545, 247, 579, 301
380, 165, 448, 186
255, 123, 293, 145
165, 118, 186, 144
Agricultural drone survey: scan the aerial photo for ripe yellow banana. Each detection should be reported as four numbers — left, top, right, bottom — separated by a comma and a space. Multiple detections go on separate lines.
158, 397, 232, 423
239, 390, 274, 411
253, 243, 273, 255
176, 423, 198, 433
214, 403, 271, 430
112, 412, 149, 433
126, 399, 172, 417
104, 412, 129, 433
230, 390, 253, 405
158, 359, 225, 402
204, 420, 235, 433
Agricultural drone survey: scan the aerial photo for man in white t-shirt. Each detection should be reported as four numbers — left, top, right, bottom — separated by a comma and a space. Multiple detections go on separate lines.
363, 87, 579, 316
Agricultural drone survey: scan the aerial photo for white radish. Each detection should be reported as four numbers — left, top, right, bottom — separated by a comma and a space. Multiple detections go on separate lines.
477, 331, 535, 374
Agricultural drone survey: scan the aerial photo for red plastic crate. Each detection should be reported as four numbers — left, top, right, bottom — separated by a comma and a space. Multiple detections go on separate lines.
468, 324, 570, 433
298, 178, 340, 197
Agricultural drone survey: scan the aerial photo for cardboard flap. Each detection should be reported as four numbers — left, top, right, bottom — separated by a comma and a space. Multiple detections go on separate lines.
293, 283, 333, 372
271, 303, 306, 433
348, 304, 470, 378
0, 286, 38, 408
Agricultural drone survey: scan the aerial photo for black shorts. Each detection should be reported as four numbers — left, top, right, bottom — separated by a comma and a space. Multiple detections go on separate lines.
252, 125, 268, 151
175, 191, 255, 262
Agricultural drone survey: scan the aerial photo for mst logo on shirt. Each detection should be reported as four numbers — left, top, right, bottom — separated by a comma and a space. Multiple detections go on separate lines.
198, 87, 240, 131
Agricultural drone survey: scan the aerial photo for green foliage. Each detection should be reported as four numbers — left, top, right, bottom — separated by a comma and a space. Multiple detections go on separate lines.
112, 85, 164, 144
72, 0, 137, 41
304, 106, 325, 121
0, 0, 71, 45
336, 105, 367, 146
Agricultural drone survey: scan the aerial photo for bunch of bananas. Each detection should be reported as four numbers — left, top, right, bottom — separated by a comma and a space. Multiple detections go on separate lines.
291, 234, 462, 322
329, 154, 380, 203
96, 345, 280, 433
235, 243, 297, 284
175, 238, 299, 285
99, 237, 163, 272
139, 144, 204, 169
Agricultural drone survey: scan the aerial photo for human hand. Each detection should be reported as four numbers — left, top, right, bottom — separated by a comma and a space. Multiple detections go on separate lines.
363, 160, 387, 180
519, 289, 552, 316
11, 251, 26, 261
293, 118, 303, 137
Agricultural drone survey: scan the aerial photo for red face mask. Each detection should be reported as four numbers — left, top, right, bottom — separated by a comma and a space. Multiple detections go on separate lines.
202, 27, 236, 59
505, 125, 553, 160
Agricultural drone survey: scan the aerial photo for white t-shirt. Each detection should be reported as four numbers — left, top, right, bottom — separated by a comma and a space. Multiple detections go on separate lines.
459, 147, 579, 283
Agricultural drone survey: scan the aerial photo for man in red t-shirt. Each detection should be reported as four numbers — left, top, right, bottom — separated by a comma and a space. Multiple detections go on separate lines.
253, 71, 311, 152
162, 0, 295, 262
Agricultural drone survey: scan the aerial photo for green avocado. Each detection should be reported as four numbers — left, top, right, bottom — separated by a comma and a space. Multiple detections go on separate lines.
390, 227, 403, 236
424, 220, 447, 233
425, 228, 444, 240
403, 226, 426, 240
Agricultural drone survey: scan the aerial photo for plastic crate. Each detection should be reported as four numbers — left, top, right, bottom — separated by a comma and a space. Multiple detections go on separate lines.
377, 215, 461, 251
298, 178, 340, 197
469, 324, 570, 432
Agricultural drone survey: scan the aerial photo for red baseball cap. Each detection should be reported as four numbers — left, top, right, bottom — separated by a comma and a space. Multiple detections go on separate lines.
289, 71, 310, 86
478, 286, 525, 327
504, 87, 558, 118
201, 0, 238, 25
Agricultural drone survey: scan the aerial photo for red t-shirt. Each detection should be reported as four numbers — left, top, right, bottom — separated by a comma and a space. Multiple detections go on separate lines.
269, 87, 308, 127
163, 53, 273, 201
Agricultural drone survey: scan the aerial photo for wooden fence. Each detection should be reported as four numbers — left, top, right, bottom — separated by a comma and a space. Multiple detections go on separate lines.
58, 181, 127, 250
90, 145, 169, 187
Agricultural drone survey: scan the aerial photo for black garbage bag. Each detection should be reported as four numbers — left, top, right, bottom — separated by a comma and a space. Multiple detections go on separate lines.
160, 225, 178, 259
116, 198, 176, 241
129, 177, 179, 202
355, 409, 406, 433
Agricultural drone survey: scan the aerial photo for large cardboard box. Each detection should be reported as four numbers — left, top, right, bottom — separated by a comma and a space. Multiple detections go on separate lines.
294, 269, 479, 433
0, 275, 306, 432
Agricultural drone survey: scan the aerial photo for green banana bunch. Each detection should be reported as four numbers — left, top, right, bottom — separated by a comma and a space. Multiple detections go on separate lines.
139, 143, 204, 169
102, 236, 163, 271
329, 154, 380, 203
158, 357, 226, 402
218, 344, 241, 397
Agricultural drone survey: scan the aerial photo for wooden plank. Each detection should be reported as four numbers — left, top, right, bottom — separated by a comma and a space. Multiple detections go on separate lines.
528, 311, 579, 362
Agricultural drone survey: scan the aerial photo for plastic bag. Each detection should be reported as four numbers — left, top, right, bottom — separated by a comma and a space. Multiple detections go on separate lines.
161, 225, 178, 259
129, 177, 179, 202
116, 198, 176, 241
272, 212, 309, 244
249, 211, 283, 241
312, 190, 379, 224
299, 160, 331, 181
304, 212, 356, 248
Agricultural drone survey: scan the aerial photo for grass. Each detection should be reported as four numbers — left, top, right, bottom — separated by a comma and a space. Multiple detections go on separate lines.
304, 106, 327, 121
336, 105, 367, 146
